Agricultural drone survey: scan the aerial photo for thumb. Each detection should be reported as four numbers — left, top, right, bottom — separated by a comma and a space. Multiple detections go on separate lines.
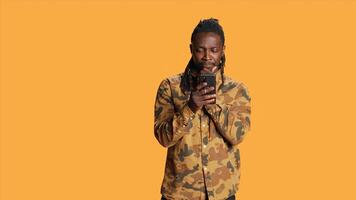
211, 66, 218, 72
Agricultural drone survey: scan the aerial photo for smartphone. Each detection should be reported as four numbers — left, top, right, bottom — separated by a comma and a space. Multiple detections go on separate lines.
198, 72, 216, 95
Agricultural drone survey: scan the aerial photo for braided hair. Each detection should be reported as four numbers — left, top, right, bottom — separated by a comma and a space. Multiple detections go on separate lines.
181, 18, 226, 93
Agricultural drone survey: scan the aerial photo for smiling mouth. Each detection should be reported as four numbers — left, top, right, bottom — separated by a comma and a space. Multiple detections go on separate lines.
193, 62, 215, 71
202, 65, 215, 69
200, 62, 214, 67
201, 66, 218, 73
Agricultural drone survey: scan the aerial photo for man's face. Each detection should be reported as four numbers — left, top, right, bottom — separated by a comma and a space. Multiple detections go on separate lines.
190, 32, 225, 73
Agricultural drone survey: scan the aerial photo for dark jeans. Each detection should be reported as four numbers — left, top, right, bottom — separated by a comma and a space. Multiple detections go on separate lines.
161, 195, 235, 200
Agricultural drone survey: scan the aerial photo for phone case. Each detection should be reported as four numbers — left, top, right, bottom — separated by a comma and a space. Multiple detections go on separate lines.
198, 72, 216, 95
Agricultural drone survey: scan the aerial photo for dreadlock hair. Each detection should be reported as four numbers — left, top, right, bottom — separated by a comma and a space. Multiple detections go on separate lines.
181, 18, 226, 94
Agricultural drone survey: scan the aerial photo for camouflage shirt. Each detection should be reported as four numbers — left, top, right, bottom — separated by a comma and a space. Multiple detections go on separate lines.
154, 68, 251, 200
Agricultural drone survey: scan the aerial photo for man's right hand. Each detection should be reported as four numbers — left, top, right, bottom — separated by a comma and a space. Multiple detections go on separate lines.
188, 82, 216, 113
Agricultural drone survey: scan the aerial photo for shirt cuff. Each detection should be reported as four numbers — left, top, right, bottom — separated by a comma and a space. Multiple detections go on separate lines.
204, 103, 222, 121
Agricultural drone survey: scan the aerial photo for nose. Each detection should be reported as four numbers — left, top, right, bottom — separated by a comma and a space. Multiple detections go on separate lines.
202, 50, 211, 61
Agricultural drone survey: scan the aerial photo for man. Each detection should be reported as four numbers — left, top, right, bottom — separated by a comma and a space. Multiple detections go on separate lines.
154, 18, 251, 200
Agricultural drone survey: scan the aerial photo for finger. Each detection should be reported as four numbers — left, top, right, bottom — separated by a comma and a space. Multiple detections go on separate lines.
199, 87, 215, 96
196, 82, 208, 91
212, 66, 217, 72
201, 98, 216, 105
199, 86, 215, 95
201, 94, 216, 100
206, 86, 215, 93
192, 88, 206, 97
207, 98, 216, 104
198, 86, 209, 96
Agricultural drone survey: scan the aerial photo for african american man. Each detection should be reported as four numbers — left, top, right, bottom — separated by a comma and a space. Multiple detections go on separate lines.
154, 18, 251, 200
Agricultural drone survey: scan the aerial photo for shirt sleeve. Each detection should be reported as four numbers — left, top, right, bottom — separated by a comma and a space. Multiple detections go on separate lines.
154, 79, 196, 148
204, 82, 251, 146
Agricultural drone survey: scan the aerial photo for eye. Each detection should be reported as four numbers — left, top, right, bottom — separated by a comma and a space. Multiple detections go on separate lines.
211, 48, 218, 53
195, 48, 204, 52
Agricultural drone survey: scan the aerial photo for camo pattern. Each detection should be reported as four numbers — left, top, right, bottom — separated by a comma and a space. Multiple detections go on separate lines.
154, 68, 251, 200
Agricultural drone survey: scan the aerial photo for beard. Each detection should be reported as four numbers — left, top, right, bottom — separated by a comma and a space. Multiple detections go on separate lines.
191, 61, 217, 72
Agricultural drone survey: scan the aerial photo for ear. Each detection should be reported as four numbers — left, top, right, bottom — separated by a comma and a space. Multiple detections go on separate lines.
189, 44, 193, 54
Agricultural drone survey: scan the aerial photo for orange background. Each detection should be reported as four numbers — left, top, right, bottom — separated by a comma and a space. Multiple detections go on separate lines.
1, 0, 356, 199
